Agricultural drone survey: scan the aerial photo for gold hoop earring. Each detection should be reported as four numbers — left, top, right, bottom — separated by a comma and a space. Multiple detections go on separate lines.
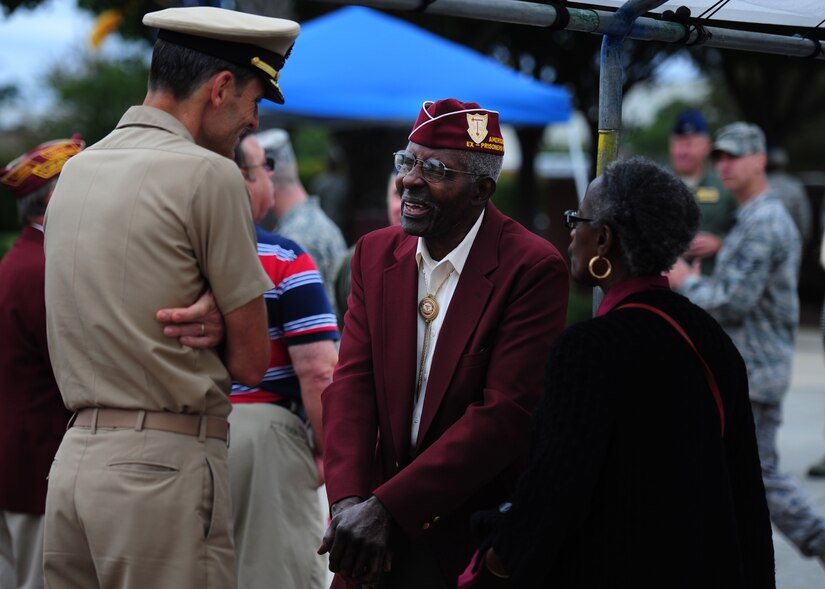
588, 256, 612, 280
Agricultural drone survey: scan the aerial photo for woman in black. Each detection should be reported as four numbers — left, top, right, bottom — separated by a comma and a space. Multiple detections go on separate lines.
473, 157, 774, 588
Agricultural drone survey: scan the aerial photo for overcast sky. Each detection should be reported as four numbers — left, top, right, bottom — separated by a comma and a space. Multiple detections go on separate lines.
0, 0, 145, 128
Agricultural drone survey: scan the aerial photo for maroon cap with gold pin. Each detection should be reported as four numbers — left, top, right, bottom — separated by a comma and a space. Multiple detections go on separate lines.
409, 99, 504, 156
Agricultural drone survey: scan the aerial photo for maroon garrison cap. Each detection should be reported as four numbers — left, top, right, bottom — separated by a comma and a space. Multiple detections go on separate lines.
408, 99, 504, 156
0, 135, 84, 198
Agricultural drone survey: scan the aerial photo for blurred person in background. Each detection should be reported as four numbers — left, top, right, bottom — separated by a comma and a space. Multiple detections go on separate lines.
0, 136, 82, 589
311, 145, 350, 230
671, 122, 825, 568
766, 146, 812, 248
161, 133, 341, 588
258, 129, 347, 315
333, 169, 401, 330
228, 132, 339, 589
669, 109, 738, 275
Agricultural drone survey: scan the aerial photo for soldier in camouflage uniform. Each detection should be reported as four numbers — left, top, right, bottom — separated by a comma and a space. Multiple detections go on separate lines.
670, 122, 825, 566
256, 129, 347, 315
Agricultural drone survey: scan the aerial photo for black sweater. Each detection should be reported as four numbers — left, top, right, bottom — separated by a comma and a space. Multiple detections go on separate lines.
492, 288, 774, 588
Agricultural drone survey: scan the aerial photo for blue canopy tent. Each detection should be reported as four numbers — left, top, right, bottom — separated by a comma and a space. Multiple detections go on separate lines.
261, 6, 572, 127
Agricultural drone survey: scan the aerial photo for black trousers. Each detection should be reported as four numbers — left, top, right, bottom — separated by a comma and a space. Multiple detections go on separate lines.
380, 535, 448, 589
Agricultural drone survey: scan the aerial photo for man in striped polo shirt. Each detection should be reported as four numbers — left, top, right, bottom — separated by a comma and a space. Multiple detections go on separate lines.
229, 132, 339, 589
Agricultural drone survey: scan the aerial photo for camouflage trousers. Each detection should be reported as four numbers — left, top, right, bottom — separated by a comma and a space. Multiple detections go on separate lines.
752, 400, 825, 557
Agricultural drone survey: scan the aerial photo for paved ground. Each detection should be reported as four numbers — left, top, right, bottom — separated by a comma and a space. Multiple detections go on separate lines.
773, 326, 825, 587
318, 326, 825, 587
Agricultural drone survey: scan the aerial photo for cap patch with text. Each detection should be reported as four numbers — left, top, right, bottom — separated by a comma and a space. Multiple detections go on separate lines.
409, 99, 504, 156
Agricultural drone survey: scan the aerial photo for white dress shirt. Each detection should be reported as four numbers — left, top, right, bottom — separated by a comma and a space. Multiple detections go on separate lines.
411, 209, 485, 447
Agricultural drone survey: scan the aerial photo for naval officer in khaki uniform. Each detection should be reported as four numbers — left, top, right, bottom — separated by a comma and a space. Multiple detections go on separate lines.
42, 7, 300, 588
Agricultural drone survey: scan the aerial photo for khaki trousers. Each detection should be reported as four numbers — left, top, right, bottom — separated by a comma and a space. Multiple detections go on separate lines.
0, 511, 44, 589
229, 403, 326, 589
43, 426, 235, 589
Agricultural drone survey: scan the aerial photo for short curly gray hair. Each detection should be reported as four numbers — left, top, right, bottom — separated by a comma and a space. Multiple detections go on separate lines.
589, 156, 699, 277
459, 150, 503, 181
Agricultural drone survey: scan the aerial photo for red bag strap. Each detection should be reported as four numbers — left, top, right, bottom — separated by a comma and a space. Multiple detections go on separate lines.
618, 303, 725, 437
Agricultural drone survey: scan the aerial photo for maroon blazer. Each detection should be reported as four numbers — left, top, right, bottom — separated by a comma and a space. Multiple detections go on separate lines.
0, 226, 71, 514
322, 203, 569, 586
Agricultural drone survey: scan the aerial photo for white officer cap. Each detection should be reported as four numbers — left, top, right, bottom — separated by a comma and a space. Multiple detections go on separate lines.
143, 7, 300, 104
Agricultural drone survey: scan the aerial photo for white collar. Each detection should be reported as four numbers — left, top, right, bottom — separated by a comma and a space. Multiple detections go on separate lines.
415, 208, 485, 276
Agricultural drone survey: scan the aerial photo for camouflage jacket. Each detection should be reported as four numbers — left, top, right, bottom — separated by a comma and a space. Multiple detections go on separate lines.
679, 192, 800, 404
275, 196, 347, 314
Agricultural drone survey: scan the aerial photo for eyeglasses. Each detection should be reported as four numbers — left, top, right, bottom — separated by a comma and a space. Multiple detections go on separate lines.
242, 157, 274, 172
563, 210, 593, 229
393, 151, 477, 183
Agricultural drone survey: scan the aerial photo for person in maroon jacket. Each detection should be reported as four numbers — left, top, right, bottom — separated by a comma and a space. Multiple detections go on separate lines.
0, 136, 82, 589
318, 99, 569, 588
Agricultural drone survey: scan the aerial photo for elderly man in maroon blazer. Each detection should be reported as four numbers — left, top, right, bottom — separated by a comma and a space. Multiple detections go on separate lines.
319, 99, 569, 588
0, 137, 82, 589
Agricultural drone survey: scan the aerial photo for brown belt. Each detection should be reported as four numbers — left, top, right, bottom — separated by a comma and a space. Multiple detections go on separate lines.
72, 408, 229, 442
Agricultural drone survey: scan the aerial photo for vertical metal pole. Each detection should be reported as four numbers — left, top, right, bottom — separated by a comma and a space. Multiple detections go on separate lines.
594, 0, 667, 312
597, 0, 667, 176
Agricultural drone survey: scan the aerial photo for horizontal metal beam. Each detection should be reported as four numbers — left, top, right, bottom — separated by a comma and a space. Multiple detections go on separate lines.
316, 0, 824, 60
314, 0, 562, 26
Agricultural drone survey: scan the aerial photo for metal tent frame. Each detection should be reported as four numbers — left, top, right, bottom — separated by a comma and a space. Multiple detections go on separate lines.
314, 0, 824, 175
313, 0, 824, 312
313, 0, 825, 60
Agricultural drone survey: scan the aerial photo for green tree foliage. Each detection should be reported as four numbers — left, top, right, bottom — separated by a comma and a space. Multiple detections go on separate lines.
76, 0, 163, 42
693, 47, 825, 171
0, 83, 28, 234
0, 84, 18, 103
0, 0, 158, 38
39, 56, 149, 145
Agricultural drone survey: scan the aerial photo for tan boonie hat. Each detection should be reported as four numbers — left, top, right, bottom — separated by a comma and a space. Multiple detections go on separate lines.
143, 7, 300, 104
711, 122, 766, 158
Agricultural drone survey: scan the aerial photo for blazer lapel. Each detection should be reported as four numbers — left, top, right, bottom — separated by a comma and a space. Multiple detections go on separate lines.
415, 204, 503, 451
382, 236, 419, 461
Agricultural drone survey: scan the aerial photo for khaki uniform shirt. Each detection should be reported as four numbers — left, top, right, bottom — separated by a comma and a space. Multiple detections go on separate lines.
44, 106, 273, 418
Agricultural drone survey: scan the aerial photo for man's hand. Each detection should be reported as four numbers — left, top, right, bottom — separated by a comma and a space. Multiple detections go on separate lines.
156, 290, 225, 349
667, 257, 700, 289
318, 496, 392, 584
684, 232, 722, 259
